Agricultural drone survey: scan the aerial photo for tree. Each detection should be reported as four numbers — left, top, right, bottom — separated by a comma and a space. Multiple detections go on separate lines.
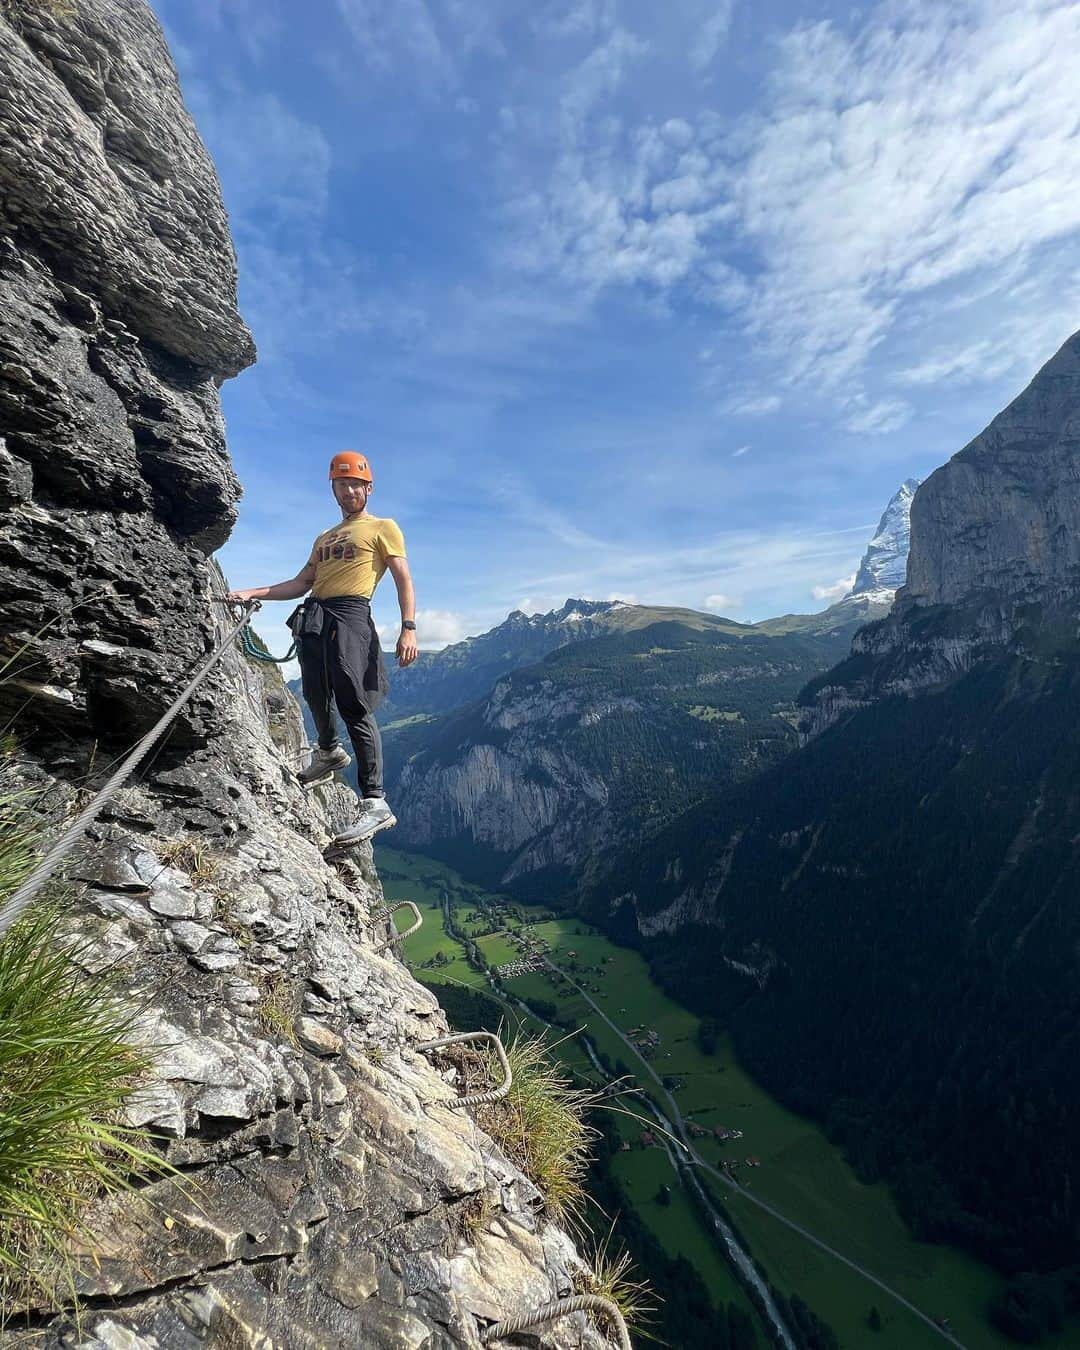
697, 1015, 719, 1055
868, 1306, 883, 1332
727, 1303, 758, 1350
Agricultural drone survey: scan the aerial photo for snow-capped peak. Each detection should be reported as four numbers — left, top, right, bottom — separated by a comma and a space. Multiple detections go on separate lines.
849, 478, 920, 598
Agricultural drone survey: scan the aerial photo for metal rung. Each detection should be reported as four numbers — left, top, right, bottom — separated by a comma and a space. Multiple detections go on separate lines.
371, 900, 422, 953
480, 1294, 631, 1349
416, 1031, 513, 1109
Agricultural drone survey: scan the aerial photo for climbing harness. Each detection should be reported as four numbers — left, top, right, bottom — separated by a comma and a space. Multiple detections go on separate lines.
480, 1295, 631, 1349
416, 1031, 513, 1110
370, 900, 422, 954
0, 601, 259, 939
239, 624, 296, 665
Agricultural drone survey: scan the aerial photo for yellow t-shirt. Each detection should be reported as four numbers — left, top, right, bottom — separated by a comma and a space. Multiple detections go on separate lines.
308, 514, 406, 600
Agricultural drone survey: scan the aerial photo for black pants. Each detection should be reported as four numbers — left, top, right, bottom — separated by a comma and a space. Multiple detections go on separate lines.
298, 601, 385, 798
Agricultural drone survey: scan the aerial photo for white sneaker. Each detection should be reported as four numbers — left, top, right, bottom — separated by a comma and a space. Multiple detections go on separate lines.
297, 745, 351, 787
324, 798, 397, 857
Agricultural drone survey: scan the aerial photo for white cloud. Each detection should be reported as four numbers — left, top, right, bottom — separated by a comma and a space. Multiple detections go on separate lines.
413, 608, 469, 648
690, 2, 735, 73
660, 117, 695, 149
895, 337, 1021, 387
651, 174, 708, 213
334, 0, 455, 86
842, 395, 913, 435
189, 90, 331, 229
171, 0, 284, 64
732, 444, 751, 457
722, 0, 1080, 384
532, 0, 616, 40
723, 392, 780, 416
812, 574, 855, 602
704, 592, 740, 611
491, 477, 611, 551
561, 25, 646, 128
508, 519, 875, 627
494, 0, 1080, 407
499, 26, 750, 299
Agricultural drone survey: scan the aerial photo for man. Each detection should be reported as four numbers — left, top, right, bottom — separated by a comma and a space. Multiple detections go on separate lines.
229, 451, 417, 852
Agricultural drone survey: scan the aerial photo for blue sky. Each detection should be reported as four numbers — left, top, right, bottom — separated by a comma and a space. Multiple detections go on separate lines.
157, 0, 1080, 657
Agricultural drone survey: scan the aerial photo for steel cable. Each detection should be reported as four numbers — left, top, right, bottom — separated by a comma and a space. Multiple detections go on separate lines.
0, 602, 257, 938
480, 1294, 631, 1349
416, 1030, 513, 1109
371, 900, 422, 953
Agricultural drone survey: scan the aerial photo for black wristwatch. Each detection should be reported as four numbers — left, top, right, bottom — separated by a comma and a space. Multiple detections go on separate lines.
401, 620, 416, 631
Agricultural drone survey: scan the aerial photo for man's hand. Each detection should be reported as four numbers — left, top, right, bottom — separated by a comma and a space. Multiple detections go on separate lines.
396, 627, 419, 668
226, 564, 314, 605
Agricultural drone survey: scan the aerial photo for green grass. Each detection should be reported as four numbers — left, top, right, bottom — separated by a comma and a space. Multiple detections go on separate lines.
475, 931, 520, 968
577, 1225, 659, 1342
0, 792, 165, 1318
475, 1033, 598, 1225
381, 848, 1077, 1350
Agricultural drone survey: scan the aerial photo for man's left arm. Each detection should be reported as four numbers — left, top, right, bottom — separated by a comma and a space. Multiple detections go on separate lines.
385, 554, 418, 667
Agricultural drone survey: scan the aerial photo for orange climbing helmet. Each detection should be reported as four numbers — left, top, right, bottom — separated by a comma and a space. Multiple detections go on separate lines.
329, 451, 373, 483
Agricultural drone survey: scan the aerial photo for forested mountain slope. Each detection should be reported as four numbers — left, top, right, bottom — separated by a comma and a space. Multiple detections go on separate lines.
360, 597, 762, 725
374, 490, 914, 899
386, 612, 865, 898
591, 330, 1080, 1339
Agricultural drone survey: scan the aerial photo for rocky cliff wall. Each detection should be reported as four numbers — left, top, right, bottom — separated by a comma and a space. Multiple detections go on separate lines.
0, 4, 603, 1346
905, 331, 1080, 607
801, 328, 1080, 737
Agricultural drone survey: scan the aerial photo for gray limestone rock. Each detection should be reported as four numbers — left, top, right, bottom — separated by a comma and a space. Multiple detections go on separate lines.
294, 1016, 343, 1057
906, 332, 1080, 608
0, 5, 602, 1343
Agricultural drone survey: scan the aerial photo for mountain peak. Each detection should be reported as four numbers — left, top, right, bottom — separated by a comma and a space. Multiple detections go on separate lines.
849, 478, 920, 599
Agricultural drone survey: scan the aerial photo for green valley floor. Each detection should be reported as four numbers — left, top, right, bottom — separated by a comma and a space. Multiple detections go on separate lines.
377, 845, 1069, 1350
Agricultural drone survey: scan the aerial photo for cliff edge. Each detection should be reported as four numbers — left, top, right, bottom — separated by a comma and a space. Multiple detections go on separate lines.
0, 3, 603, 1346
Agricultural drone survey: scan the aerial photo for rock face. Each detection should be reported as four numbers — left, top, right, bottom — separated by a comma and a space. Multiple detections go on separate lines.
0, 5, 602, 1346
848, 478, 919, 600
906, 333, 1080, 607
0, 0, 252, 747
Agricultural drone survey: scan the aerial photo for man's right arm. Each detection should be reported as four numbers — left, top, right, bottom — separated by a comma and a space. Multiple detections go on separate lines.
228, 560, 316, 603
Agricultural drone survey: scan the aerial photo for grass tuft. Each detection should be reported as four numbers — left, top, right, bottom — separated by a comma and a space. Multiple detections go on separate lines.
457, 1191, 494, 1245
0, 795, 166, 1317
255, 969, 299, 1044
157, 836, 219, 887
476, 1033, 598, 1225
578, 1224, 659, 1341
